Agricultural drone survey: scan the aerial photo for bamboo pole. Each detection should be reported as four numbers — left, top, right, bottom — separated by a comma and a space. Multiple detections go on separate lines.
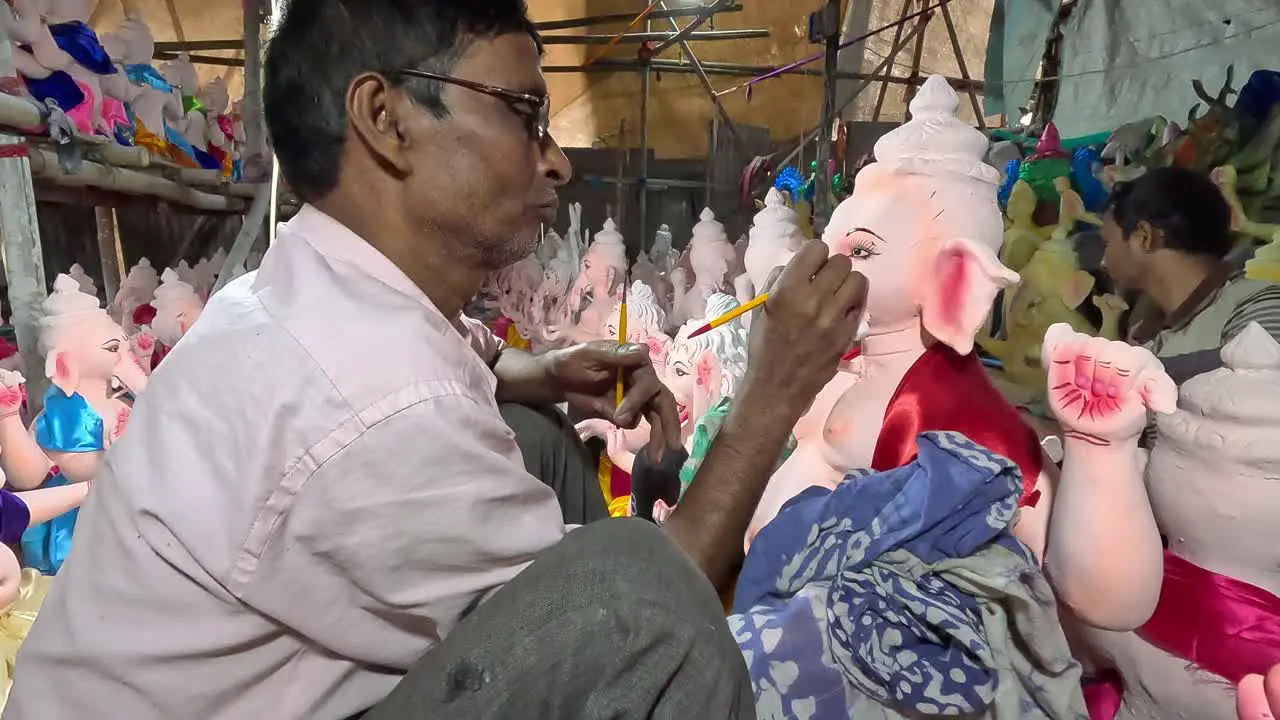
938, 2, 986, 129
543, 59, 982, 91
26, 148, 245, 212
241, 0, 266, 181
213, 182, 271, 295
540, 30, 768, 44
0, 93, 153, 167
773, 14, 931, 173
94, 207, 122, 302
0, 2, 49, 409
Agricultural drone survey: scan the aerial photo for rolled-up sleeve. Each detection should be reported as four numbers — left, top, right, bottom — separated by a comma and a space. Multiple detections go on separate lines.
232, 394, 567, 668
458, 314, 505, 366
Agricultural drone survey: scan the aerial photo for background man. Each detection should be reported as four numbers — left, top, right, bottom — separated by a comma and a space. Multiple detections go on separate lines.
1102, 166, 1280, 387
5, 1, 867, 719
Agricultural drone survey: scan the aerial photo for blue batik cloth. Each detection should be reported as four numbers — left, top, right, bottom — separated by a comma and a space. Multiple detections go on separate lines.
20, 386, 104, 575
731, 431, 1087, 720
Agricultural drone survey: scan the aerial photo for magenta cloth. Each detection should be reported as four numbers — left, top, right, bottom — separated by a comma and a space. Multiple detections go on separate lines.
1085, 551, 1280, 719
490, 315, 513, 342
1139, 551, 1280, 683
1082, 670, 1123, 720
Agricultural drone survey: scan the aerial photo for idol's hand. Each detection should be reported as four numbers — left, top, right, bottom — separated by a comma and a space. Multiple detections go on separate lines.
0, 369, 25, 420
1236, 665, 1280, 720
547, 341, 681, 450
574, 418, 612, 441
1042, 324, 1176, 445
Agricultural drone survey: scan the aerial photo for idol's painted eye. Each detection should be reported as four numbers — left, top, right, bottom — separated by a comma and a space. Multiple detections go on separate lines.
848, 241, 881, 260
839, 226, 886, 260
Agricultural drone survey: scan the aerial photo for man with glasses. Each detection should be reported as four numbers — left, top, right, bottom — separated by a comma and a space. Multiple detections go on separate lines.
5, 2, 868, 719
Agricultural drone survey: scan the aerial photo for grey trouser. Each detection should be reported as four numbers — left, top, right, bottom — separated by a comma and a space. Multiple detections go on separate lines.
360, 405, 754, 719
499, 403, 610, 525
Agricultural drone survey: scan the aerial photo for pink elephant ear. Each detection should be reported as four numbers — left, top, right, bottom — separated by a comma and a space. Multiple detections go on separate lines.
44, 350, 80, 397
692, 350, 723, 419
918, 237, 1019, 355
645, 336, 671, 374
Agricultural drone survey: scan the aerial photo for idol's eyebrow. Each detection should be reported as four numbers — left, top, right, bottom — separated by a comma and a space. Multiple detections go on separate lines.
845, 227, 886, 241
100, 340, 119, 348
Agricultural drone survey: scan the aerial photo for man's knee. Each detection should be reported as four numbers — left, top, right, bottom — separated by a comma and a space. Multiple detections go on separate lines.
548, 519, 724, 619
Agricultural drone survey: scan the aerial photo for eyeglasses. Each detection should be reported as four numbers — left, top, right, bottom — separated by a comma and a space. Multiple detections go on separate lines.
398, 68, 550, 143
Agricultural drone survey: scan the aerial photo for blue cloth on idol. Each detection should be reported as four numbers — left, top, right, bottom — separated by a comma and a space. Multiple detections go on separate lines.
21, 386, 104, 575
19, 21, 116, 112
125, 63, 173, 93
164, 124, 222, 171
47, 21, 117, 76
730, 431, 1032, 719
20, 70, 83, 113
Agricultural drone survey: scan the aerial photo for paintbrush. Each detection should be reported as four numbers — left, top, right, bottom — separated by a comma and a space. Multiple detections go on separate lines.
686, 292, 768, 338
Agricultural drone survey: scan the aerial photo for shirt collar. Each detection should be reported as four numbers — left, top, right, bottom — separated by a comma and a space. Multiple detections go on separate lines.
278, 204, 467, 337
1129, 261, 1237, 343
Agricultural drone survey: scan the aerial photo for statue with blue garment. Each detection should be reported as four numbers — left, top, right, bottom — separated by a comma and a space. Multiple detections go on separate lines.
0, 275, 149, 574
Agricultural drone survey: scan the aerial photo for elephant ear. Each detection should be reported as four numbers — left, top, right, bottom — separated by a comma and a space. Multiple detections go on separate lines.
918, 237, 1020, 355
691, 350, 723, 421
1060, 269, 1096, 310
645, 335, 671, 375
45, 349, 80, 397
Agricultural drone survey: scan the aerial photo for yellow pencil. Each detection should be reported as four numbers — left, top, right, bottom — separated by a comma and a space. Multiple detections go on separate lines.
687, 292, 768, 338
615, 298, 627, 405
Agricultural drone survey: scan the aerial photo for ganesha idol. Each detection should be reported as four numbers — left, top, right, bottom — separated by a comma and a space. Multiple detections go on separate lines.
1080, 324, 1280, 720
99, 15, 184, 162
110, 257, 160, 332
147, 268, 205, 368
11, 0, 129, 140
0, 275, 148, 575
748, 75, 1177, 631
578, 291, 748, 481
546, 218, 628, 345
670, 208, 737, 329
735, 187, 806, 329
575, 281, 673, 506
489, 255, 541, 350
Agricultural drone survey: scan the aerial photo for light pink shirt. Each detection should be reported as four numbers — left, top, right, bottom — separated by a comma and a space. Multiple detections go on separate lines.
5, 206, 569, 720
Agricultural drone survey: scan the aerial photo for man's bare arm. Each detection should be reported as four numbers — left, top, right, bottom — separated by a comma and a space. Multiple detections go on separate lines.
659, 241, 868, 595
662, 386, 805, 593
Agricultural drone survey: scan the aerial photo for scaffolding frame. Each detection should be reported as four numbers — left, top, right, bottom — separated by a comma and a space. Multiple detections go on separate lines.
536, 0, 988, 242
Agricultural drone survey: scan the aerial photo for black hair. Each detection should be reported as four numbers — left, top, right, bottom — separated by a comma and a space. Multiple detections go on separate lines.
1107, 166, 1233, 258
263, 0, 540, 202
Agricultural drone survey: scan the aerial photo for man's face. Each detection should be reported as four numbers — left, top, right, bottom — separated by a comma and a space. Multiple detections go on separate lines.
1100, 211, 1144, 292
403, 33, 571, 271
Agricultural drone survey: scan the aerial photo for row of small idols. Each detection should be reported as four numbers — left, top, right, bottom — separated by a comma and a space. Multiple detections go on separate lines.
8, 0, 248, 179
0, 249, 261, 376
480, 191, 805, 353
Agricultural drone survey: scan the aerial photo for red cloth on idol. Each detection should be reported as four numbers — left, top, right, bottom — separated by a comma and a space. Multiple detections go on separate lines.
865, 343, 1044, 506
132, 303, 157, 327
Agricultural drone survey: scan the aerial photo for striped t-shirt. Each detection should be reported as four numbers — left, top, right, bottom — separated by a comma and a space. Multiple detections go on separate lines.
1138, 273, 1280, 446
1143, 273, 1280, 386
